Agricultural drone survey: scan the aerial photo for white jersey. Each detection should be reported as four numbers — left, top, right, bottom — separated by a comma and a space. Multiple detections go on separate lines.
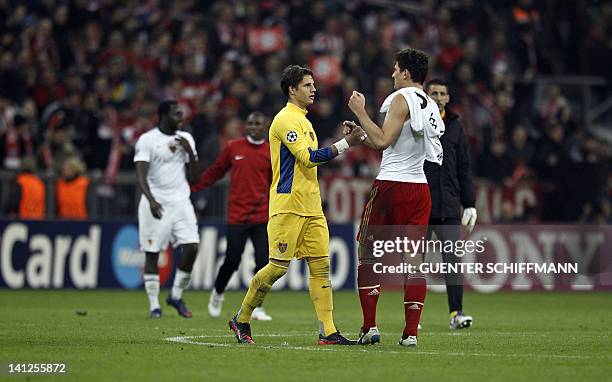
134, 127, 197, 203
376, 87, 445, 183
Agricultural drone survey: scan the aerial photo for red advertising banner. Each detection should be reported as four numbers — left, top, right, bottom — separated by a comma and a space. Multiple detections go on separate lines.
363, 224, 612, 292
320, 175, 540, 224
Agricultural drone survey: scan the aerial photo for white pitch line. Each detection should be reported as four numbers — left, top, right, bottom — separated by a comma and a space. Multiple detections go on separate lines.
163, 328, 601, 338
171, 333, 311, 338
164, 335, 612, 361
160, 332, 546, 338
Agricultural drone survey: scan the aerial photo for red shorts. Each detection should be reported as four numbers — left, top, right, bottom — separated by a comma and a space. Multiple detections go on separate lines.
357, 180, 431, 246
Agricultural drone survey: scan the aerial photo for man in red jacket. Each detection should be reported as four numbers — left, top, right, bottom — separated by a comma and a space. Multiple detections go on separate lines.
191, 111, 273, 320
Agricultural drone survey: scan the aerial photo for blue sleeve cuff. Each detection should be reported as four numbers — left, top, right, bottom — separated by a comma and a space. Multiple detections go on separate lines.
308, 147, 334, 163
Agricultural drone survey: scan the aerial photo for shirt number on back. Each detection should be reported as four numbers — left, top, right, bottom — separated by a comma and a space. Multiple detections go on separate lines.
429, 113, 438, 130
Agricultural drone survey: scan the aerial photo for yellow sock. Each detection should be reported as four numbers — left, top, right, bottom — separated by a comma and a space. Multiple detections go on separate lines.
237, 262, 287, 323
309, 277, 336, 336
307, 257, 336, 336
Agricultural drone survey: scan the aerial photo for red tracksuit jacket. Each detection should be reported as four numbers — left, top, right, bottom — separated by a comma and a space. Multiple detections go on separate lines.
191, 138, 271, 224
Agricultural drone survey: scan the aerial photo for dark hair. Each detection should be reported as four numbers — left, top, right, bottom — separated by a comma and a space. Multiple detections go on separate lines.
247, 111, 265, 120
158, 100, 178, 121
426, 78, 448, 92
395, 48, 429, 84
280, 65, 313, 98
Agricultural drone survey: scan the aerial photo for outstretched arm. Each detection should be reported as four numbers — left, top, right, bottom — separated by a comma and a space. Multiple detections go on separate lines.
348, 91, 408, 151
275, 117, 366, 168
175, 135, 203, 183
190, 146, 231, 191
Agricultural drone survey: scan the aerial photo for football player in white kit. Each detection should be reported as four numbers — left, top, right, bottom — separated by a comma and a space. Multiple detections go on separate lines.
134, 100, 202, 318
347, 48, 445, 347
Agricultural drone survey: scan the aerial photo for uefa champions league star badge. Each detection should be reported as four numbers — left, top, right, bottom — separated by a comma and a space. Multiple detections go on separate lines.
286, 131, 298, 143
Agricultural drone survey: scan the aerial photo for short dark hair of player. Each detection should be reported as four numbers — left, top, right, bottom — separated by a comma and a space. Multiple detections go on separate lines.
280, 65, 314, 98
426, 78, 449, 92
247, 111, 267, 126
249, 111, 266, 120
396, 48, 429, 85
158, 100, 178, 121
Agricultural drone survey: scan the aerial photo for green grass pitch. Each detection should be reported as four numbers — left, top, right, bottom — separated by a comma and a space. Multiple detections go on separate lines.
1, 289, 611, 381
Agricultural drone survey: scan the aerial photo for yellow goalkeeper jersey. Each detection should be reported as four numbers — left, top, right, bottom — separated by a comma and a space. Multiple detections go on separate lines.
269, 102, 334, 218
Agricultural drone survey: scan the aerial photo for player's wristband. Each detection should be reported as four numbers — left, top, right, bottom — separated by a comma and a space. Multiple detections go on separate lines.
333, 138, 350, 155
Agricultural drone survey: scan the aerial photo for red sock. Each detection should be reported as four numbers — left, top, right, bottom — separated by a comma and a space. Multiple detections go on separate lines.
403, 275, 427, 337
357, 262, 381, 331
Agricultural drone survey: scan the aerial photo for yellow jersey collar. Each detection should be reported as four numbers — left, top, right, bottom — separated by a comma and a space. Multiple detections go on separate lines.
286, 102, 308, 115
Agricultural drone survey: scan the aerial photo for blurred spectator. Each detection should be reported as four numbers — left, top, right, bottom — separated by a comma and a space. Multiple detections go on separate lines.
309, 97, 337, 143
437, 27, 463, 73
107, 56, 134, 108
485, 30, 518, 84
39, 122, 79, 172
190, 98, 221, 165
566, 132, 610, 221
55, 156, 90, 219
78, 93, 112, 170
33, 68, 65, 111
536, 122, 571, 221
535, 122, 568, 182
0, 0, 608, 222
507, 124, 535, 168
220, 116, 244, 149
510, 0, 542, 80
496, 200, 518, 224
538, 84, 571, 126
312, 18, 345, 58
0, 51, 28, 103
583, 199, 612, 224
1, 114, 36, 170
477, 138, 514, 184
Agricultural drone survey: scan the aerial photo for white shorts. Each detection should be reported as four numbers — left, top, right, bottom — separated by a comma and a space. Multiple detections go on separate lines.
138, 197, 200, 252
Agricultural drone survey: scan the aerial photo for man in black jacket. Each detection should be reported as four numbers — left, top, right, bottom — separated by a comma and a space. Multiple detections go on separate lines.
424, 79, 477, 329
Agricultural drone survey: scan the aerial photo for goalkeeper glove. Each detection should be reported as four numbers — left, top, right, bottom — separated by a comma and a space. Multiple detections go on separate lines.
461, 207, 477, 232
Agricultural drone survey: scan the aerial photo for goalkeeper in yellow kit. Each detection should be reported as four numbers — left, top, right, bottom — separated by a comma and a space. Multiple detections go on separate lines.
229, 65, 367, 345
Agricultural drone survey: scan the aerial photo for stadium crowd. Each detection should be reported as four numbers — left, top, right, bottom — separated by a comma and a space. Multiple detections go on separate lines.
0, 0, 610, 222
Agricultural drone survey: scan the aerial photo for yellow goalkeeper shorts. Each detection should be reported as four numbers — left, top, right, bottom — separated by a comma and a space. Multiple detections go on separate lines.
268, 213, 329, 261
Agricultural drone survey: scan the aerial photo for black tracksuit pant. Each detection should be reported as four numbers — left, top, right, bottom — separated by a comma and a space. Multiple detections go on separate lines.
214, 224, 268, 294
427, 217, 463, 313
